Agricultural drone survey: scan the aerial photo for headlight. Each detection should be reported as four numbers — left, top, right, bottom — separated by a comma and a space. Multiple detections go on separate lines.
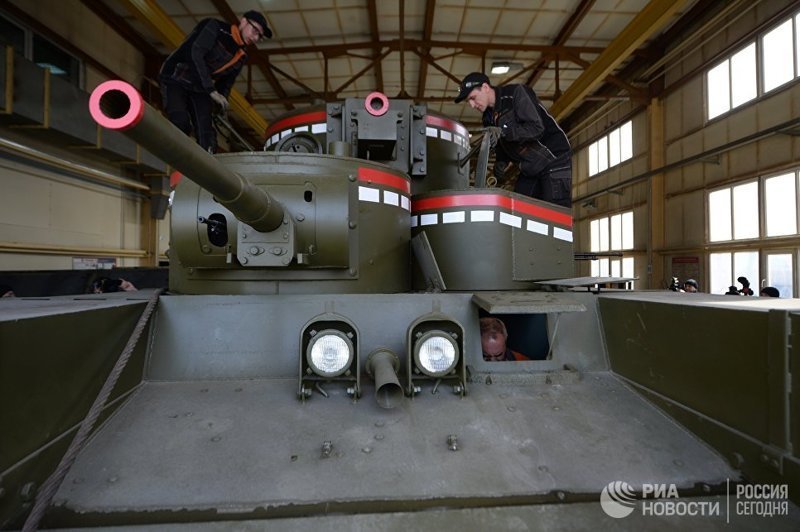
307, 330, 353, 377
414, 331, 459, 377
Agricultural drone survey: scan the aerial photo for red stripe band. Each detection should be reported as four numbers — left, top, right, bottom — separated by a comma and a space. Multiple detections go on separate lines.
412, 194, 572, 228
425, 115, 469, 138
265, 111, 327, 138
358, 167, 411, 194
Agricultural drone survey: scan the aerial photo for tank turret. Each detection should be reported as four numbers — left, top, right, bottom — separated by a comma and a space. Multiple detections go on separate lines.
89, 81, 413, 295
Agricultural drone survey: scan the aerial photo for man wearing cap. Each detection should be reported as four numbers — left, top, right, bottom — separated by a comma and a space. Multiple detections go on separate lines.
454, 72, 573, 207
159, 11, 271, 152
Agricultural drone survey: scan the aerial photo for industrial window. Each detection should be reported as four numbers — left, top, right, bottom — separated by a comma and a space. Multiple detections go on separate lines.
32, 35, 80, 85
587, 121, 632, 177
707, 43, 757, 120
589, 211, 634, 284
762, 18, 795, 93
710, 171, 800, 242
766, 252, 794, 298
710, 250, 797, 298
0, 14, 24, 51
709, 251, 758, 296
708, 10, 800, 120
765, 172, 798, 236
708, 169, 800, 297
708, 181, 759, 242
0, 12, 82, 87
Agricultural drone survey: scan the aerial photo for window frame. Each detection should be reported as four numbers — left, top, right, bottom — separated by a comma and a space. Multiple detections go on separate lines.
706, 9, 800, 122
586, 120, 634, 178
707, 178, 760, 243
0, 11, 84, 89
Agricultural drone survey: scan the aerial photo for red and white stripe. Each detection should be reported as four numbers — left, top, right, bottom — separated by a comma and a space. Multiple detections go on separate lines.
357, 167, 411, 211
411, 193, 573, 242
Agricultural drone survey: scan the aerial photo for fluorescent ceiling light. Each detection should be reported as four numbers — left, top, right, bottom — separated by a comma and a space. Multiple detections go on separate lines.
490, 62, 510, 75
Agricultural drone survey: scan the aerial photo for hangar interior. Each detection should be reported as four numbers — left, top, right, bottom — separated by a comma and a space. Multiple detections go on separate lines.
1, 0, 800, 529
0, 0, 798, 296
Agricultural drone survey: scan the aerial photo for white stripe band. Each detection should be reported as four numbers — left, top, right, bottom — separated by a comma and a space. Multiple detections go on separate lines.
442, 211, 465, 224
420, 213, 438, 226
358, 186, 380, 203
470, 210, 494, 222
527, 220, 549, 235
499, 212, 522, 228
553, 227, 573, 242
383, 190, 399, 206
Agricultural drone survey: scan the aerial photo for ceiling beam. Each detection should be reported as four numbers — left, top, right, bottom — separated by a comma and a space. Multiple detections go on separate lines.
524, 0, 595, 87
260, 39, 605, 57
549, 0, 688, 121
563, 52, 648, 100
366, 0, 384, 92
119, 0, 267, 137
560, 0, 729, 131
80, 0, 161, 58
416, 0, 437, 99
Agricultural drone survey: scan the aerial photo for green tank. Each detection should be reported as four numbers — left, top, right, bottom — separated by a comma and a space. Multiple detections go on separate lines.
0, 81, 799, 530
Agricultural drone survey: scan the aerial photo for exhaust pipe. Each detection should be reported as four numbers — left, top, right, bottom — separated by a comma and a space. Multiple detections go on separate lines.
365, 348, 403, 409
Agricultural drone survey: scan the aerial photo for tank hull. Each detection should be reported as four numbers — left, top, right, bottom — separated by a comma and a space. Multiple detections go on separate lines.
3, 291, 800, 528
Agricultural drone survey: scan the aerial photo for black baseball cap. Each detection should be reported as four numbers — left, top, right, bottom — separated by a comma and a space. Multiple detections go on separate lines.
243, 10, 272, 39
454, 72, 489, 103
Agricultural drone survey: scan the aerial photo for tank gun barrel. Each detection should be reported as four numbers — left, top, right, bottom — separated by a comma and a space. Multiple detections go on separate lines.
89, 80, 284, 233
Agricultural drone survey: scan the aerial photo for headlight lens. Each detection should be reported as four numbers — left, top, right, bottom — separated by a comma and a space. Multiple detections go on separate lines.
415, 332, 458, 377
307, 330, 353, 377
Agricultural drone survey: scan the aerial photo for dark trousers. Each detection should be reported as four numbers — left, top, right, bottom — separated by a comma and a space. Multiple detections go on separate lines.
160, 82, 217, 152
514, 160, 573, 208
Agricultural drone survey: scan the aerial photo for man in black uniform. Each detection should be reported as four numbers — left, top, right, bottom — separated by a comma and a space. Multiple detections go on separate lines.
159, 10, 271, 152
455, 72, 573, 208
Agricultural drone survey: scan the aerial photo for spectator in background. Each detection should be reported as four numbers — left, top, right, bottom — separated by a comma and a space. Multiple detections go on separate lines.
737, 276, 754, 296
92, 277, 137, 294
683, 279, 699, 293
0, 284, 15, 297
760, 286, 780, 298
725, 285, 740, 295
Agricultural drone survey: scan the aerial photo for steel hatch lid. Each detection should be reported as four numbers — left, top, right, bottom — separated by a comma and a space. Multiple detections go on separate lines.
471, 291, 586, 314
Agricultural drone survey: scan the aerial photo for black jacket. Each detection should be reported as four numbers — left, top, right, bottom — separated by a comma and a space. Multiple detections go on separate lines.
483, 84, 571, 176
159, 19, 247, 96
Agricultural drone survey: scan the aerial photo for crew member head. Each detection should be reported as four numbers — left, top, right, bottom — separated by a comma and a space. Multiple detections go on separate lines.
480, 317, 509, 362
454, 72, 495, 112
240, 10, 272, 45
